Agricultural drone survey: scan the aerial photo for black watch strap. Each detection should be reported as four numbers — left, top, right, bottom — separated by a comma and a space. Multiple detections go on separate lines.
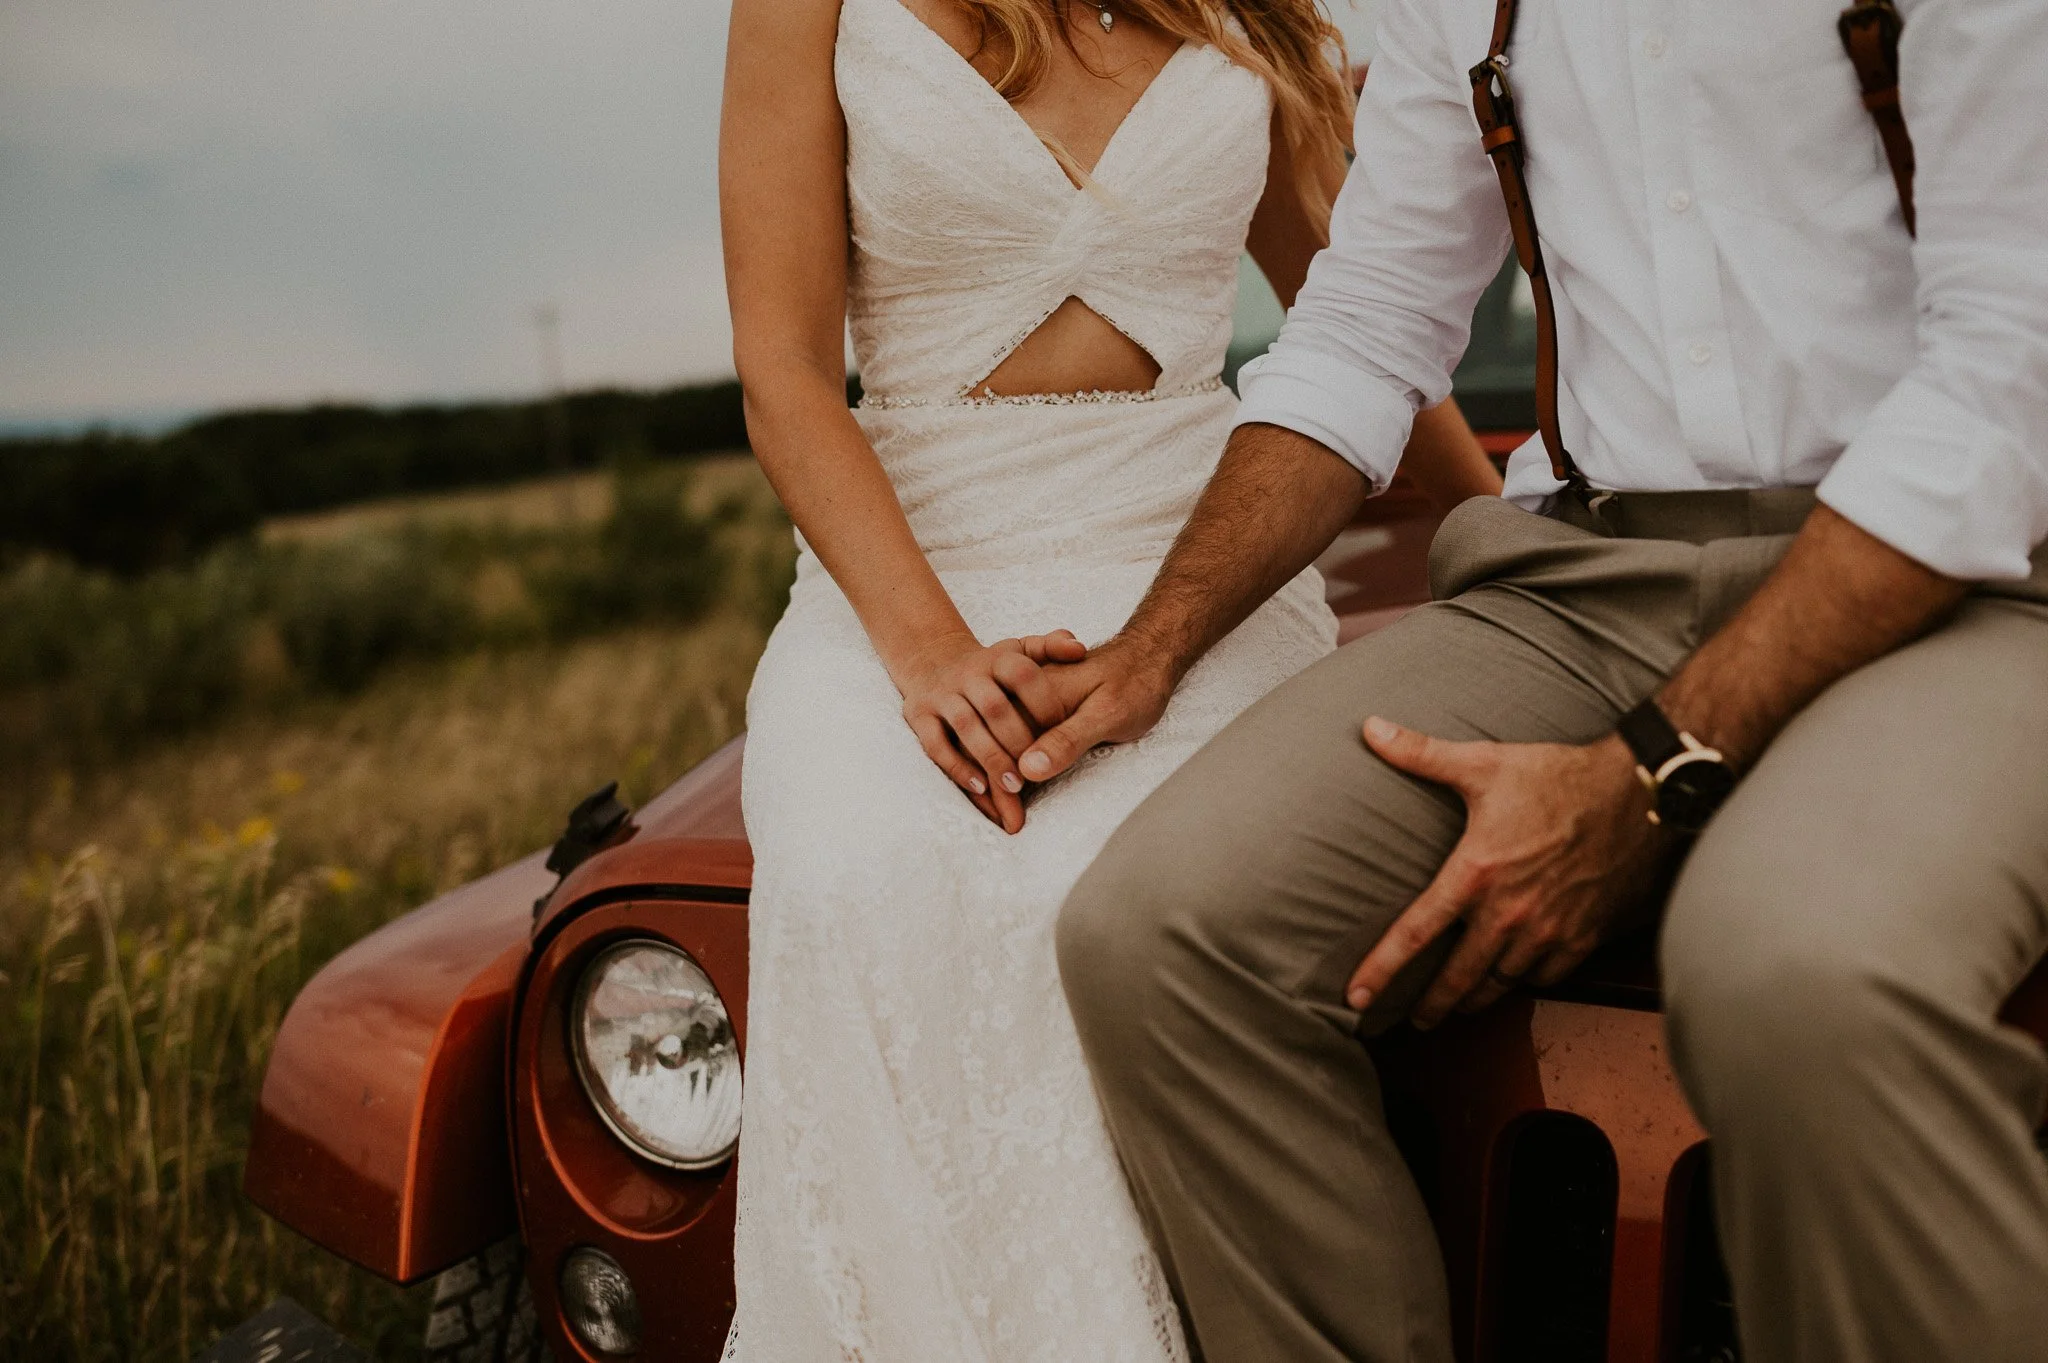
1617, 696, 1686, 773
1616, 696, 1738, 832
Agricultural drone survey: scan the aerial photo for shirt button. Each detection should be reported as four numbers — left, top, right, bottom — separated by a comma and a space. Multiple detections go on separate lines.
1643, 32, 1669, 58
1666, 189, 1693, 214
1688, 341, 1714, 366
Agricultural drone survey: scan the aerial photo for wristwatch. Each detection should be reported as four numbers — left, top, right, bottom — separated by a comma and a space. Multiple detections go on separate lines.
1616, 697, 1737, 833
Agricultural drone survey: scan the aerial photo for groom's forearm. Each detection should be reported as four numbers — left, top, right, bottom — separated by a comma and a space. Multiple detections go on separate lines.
1656, 503, 1967, 768
1120, 423, 1368, 681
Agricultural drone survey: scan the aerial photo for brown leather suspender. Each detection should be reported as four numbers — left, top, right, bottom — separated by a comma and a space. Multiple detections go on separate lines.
1838, 0, 1917, 235
1466, 0, 1918, 490
1469, 0, 1579, 486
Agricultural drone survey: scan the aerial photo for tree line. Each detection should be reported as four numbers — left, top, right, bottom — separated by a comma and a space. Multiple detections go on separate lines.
0, 379, 834, 574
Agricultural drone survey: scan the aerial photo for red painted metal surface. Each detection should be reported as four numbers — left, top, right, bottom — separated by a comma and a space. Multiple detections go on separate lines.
244, 849, 552, 1281
243, 736, 753, 1286
1377, 997, 1705, 1363
510, 895, 749, 1362
1380, 943, 2048, 1363
537, 737, 751, 934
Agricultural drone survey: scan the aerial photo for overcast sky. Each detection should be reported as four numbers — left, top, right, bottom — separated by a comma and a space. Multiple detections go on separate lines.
0, 0, 1378, 427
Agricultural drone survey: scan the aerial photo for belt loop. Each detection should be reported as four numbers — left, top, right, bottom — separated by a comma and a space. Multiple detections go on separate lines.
1559, 478, 1619, 536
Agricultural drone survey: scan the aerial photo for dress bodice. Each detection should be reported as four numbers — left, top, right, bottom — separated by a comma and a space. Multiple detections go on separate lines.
835, 0, 1273, 402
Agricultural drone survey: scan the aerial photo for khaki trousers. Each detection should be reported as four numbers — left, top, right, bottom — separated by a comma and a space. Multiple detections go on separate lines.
1058, 494, 2048, 1363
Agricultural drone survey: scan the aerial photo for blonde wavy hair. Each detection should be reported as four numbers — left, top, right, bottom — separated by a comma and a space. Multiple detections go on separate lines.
962, 0, 1354, 230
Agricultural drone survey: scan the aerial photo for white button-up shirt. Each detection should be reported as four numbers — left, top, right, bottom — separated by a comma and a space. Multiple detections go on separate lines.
1234, 0, 2048, 580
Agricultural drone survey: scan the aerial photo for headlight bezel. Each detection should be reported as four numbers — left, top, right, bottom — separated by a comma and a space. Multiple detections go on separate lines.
568, 936, 741, 1172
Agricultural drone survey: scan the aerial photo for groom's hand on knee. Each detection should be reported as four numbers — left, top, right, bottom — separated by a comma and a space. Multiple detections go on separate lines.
1347, 717, 1664, 1028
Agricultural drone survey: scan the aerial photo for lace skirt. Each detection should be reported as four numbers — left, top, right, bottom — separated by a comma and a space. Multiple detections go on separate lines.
729, 390, 1336, 1361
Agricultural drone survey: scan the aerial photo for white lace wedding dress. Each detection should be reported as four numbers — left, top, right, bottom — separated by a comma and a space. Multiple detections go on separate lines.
730, 0, 1336, 1356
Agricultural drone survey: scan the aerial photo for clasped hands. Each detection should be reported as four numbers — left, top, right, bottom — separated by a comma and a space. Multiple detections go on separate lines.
892, 629, 1167, 835
896, 630, 1667, 1026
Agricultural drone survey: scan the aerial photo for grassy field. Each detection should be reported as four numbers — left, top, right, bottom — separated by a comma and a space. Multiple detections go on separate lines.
0, 453, 784, 767
0, 458, 790, 1361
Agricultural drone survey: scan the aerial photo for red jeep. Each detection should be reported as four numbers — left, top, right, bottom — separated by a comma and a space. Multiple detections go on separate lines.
241, 271, 2048, 1363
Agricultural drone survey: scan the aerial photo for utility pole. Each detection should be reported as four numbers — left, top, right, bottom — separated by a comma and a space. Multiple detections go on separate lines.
533, 302, 574, 524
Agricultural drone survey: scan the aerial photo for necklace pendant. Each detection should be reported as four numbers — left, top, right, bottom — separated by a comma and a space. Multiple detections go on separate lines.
1098, 7, 1113, 30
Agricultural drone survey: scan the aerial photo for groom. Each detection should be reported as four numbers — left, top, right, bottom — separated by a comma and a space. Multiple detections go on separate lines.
1014, 0, 2048, 1359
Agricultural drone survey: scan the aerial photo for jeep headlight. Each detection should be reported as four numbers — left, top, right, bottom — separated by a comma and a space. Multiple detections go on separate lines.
571, 939, 741, 1169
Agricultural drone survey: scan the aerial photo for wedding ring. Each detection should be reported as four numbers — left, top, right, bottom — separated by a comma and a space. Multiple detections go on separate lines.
1486, 963, 1524, 989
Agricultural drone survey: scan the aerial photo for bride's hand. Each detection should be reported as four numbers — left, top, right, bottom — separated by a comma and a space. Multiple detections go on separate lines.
894, 629, 1088, 834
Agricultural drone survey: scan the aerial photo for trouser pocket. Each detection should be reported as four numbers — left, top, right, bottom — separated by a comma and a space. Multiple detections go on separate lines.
1424, 495, 1597, 601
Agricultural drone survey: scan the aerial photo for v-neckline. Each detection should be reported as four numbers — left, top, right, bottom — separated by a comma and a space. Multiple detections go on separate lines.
876, 0, 1196, 188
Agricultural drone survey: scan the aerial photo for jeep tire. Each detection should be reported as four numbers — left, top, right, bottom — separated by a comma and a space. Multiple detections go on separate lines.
423, 1238, 553, 1363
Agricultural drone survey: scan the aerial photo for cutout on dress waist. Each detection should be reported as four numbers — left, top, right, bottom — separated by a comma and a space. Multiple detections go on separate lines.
969, 296, 1161, 400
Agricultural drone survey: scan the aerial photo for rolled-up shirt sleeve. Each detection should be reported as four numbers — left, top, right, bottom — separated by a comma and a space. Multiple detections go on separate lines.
1815, 0, 2048, 580
1233, 0, 1510, 493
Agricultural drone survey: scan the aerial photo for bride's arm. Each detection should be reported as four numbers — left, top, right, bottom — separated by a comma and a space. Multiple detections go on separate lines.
721, 0, 1077, 833
1244, 115, 1502, 509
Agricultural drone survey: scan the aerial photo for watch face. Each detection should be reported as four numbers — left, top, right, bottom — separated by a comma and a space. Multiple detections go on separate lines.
1659, 756, 1738, 833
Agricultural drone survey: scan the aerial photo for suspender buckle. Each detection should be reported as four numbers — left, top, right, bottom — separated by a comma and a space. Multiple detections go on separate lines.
1470, 56, 1523, 157
1469, 53, 1514, 100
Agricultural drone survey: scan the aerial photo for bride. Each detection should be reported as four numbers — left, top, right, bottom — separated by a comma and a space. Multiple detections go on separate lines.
720, 0, 1499, 1354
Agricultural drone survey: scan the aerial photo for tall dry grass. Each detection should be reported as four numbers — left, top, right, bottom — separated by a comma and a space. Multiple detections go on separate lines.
6, 828, 342, 1362
1, 461, 792, 1361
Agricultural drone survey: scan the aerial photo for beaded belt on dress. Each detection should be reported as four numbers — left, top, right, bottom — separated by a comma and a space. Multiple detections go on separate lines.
857, 375, 1226, 411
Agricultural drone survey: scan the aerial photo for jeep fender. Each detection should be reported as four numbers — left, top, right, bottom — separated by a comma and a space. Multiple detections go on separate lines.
244, 850, 550, 1282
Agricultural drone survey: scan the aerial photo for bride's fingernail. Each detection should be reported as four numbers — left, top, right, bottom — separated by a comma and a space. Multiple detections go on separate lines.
1021, 753, 1050, 779
1000, 772, 1022, 793
968, 776, 986, 794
